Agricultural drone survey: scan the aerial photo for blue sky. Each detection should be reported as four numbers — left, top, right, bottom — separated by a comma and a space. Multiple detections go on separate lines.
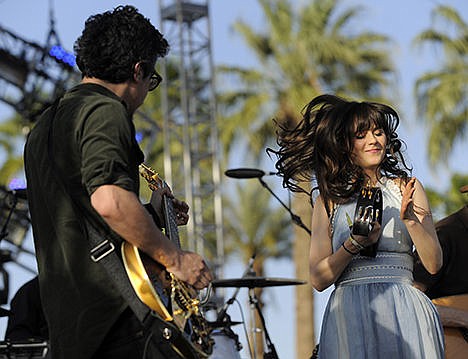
0, 1, 467, 358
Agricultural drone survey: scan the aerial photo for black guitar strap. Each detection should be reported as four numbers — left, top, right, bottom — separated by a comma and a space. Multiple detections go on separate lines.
43, 97, 194, 359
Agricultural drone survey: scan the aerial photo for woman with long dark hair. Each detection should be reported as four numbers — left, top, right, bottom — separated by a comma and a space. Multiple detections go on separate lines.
269, 94, 444, 358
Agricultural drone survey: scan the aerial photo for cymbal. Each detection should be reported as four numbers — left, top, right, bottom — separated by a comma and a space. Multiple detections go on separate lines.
212, 276, 306, 288
208, 319, 243, 328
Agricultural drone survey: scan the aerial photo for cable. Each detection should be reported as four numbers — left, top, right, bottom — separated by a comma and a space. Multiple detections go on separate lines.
235, 298, 254, 359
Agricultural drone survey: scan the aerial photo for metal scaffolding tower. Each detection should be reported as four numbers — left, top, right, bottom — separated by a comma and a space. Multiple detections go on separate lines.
158, 0, 224, 275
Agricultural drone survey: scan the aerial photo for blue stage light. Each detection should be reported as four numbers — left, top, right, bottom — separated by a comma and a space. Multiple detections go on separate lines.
8, 178, 26, 190
49, 45, 76, 67
135, 132, 144, 143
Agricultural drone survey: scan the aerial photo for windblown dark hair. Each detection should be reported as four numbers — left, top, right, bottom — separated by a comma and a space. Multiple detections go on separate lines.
74, 5, 169, 83
267, 94, 412, 212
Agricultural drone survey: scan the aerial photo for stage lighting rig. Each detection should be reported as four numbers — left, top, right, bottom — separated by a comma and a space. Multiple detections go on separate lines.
0, 24, 80, 123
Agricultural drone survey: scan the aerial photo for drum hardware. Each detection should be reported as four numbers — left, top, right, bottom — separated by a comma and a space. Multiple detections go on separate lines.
0, 186, 35, 277
1, 189, 19, 243
248, 288, 279, 359
212, 276, 306, 288
208, 318, 242, 329
211, 254, 304, 359
209, 325, 242, 359
215, 254, 257, 325
0, 340, 49, 359
208, 254, 257, 358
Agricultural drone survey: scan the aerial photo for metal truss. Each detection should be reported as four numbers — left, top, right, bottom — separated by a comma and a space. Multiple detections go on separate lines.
158, 0, 224, 276
0, 24, 79, 123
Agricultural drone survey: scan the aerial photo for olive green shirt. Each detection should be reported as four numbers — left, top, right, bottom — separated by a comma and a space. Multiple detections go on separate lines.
24, 83, 144, 358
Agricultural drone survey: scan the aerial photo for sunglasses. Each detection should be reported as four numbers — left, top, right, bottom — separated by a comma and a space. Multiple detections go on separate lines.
149, 70, 162, 91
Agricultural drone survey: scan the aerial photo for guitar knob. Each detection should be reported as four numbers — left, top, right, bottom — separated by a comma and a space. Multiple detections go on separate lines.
162, 327, 172, 340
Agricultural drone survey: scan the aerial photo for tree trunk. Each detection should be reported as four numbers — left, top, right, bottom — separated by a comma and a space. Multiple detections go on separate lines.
292, 192, 315, 359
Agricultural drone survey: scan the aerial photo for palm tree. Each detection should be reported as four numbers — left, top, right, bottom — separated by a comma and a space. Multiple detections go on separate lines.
426, 173, 468, 221
217, 0, 396, 357
0, 114, 27, 185
413, 5, 468, 166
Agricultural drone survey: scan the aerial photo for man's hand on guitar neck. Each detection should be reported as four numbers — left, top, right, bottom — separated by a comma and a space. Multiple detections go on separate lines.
167, 251, 213, 290
150, 187, 189, 226
147, 185, 211, 289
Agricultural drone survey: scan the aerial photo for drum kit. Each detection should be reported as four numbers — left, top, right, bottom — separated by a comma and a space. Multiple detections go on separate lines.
207, 273, 305, 359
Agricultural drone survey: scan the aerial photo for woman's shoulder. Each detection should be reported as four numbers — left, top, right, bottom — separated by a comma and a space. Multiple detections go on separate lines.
385, 176, 424, 190
384, 176, 411, 191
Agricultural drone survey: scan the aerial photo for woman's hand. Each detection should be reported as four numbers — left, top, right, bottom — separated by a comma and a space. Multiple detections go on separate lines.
400, 177, 419, 224
352, 221, 381, 248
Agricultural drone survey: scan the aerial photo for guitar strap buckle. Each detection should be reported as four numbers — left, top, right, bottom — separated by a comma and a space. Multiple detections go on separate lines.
90, 239, 115, 262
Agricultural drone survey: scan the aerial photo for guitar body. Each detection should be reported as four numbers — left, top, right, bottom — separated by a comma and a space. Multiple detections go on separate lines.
121, 163, 213, 358
432, 294, 468, 359
121, 242, 172, 320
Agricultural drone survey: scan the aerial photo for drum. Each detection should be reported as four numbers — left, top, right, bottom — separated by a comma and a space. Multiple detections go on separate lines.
209, 329, 241, 359
0, 340, 49, 358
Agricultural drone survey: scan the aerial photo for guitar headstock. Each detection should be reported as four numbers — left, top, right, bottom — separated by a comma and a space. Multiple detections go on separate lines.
139, 163, 164, 191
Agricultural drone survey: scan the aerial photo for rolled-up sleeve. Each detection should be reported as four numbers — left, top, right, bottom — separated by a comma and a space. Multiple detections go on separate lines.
79, 102, 136, 195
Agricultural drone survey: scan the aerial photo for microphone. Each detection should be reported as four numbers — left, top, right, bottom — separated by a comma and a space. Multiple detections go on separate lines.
224, 168, 276, 179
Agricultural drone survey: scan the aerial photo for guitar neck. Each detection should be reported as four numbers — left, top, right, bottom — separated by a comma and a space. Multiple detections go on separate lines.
163, 195, 181, 248
138, 163, 181, 248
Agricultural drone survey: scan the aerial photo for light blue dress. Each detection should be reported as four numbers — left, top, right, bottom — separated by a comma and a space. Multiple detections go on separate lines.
317, 178, 444, 359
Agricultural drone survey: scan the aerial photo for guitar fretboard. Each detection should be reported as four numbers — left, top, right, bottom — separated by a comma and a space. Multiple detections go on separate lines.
163, 196, 181, 248
138, 163, 181, 248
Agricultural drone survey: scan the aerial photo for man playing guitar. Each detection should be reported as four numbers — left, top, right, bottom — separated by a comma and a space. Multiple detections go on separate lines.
24, 6, 212, 359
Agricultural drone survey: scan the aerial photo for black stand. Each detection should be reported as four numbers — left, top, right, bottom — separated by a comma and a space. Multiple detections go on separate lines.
0, 191, 17, 305
216, 254, 256, 324
0, 192, 18, 242
258, 177, 311, 236
248, 289, 279, 359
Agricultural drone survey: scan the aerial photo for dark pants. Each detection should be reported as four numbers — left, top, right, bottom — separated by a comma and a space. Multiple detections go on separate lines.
91, 308, 170, 359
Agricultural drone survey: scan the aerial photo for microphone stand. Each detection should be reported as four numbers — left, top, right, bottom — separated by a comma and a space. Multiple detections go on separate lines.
0, 192, 18, 242
257, 177, 311, 236
216, 254, 256, 323
248, 288, 279, 359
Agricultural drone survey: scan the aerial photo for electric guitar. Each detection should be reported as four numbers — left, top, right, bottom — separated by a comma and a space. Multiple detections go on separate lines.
352, 186, 383, 257
121, 163, 213, 358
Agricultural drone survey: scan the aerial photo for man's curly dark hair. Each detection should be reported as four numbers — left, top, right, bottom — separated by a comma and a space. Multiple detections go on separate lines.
74, 5, 169, 83
268, 94, 412, 212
